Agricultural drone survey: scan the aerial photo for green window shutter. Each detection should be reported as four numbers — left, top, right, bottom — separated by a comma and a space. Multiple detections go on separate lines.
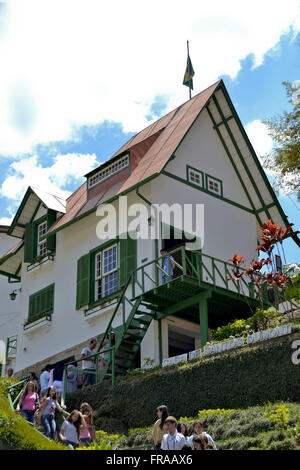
24, 223, 35, 263
28, 284, 54, 320
76, 254, 90, 309
46, 209, 56, 252
126, 234, 137, 277
119, 234, 137, 286
119, 238, 127, 287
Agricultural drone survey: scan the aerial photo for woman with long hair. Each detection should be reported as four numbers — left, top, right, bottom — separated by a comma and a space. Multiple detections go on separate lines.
59, 410, 84, 449
79, 402, 95, 446
16, 381, 39, 424
152, 405, 169, 450
29, 372, 40, 395
40, 386, 64, 440
177, 422, 188, 442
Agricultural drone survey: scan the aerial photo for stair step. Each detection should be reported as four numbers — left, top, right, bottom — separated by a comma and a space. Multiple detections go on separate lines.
127, 325, 148, 332
133, 318, 152, 325
127, 332, 145, 340
135, 310, 155, 316
118, 345, 139, 354
122, 339, 140, 346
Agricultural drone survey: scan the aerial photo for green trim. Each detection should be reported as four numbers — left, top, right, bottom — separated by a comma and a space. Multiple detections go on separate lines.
205, 104, 261, 223
30, 201, 41, 223
186, 164, 205, 189
220, 82, 300, 247
161, 80, 221, 172
213, 115, 234, 127
205, 172, 223, 197
0, 242, 23, 267
162, 169, 254, 214
40, 174, 159, 241
136, 184, 159, 259
7, 187, 33, 236
0, 270, 21, 281
158, 319, 163, 366
212, 94, 272, 221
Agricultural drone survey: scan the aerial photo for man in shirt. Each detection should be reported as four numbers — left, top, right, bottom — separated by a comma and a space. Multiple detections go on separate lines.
40, 364, 52, 398
81, 339, 97, 387
161, 417, 186, 450
160, 248, 175, 284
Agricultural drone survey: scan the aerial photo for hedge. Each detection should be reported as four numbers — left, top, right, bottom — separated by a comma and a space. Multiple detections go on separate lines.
0, 379, 66, 450
66, 333, 300, 433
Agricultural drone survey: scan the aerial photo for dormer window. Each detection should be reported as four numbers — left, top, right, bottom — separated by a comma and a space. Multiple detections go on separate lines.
88, 154, 129, 189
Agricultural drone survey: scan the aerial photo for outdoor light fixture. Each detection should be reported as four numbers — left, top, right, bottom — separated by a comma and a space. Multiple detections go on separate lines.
9, 288, 21, 301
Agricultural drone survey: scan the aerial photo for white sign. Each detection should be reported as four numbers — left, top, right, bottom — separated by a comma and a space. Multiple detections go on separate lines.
188, 349, 202, 361
247, 324, 292, 345
203, 336, 244, 357
162, 353, 188, 367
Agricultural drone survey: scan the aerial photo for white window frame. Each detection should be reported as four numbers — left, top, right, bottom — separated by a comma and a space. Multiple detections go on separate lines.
188, 167, 203, 187
88, 154, 129, 189
37, 221, 48, 257
94, 244, 118, 301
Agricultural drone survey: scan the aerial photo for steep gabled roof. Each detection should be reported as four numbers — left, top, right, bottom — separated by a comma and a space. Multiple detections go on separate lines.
0, 239, 23, 280
8, 186, 66, 238
43, 80, 222, 235
2, 79, 299, 249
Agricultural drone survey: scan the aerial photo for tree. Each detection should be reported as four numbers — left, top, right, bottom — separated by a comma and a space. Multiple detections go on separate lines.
263, 81, 300, 199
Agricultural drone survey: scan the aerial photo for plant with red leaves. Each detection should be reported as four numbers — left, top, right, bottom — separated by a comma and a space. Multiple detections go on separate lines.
228, 220, 292, 310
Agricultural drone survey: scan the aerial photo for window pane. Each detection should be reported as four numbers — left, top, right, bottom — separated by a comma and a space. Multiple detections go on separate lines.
103, 246, 117, 274
104, 271, 118, 296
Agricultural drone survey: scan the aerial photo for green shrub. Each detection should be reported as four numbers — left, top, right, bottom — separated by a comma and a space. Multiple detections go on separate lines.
212, 319, 247, 341
285, 275, 300, 303
248, 308, 282, 331
66, 337, 300, 433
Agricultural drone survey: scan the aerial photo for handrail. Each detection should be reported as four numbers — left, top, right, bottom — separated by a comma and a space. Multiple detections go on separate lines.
6, 376, 30, 410
97, 273, 133, 355
61, 345, 116, 406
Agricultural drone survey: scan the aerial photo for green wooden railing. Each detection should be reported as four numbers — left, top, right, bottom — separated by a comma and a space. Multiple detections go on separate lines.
130, 245, 257, 299
6, 376, 30, 410
61, 345, 116, 407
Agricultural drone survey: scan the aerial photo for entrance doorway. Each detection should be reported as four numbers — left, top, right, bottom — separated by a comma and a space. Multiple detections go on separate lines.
168, 326, 195, 357
161, 224, 198, 278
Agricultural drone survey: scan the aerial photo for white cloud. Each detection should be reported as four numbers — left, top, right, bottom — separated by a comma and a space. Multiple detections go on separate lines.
0, 217, 13, 226
245, 120, 274, 161
0, 153, 99, 204
0, 0, 298, 156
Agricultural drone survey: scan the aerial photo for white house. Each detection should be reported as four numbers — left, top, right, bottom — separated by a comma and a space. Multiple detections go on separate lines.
0, 80, 299, 379
0, 225, 22, 375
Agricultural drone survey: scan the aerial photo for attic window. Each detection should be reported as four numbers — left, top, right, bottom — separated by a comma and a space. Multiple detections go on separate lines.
206, 174, 222, 196
187, 167, 203, 188
88, 154, 129, 189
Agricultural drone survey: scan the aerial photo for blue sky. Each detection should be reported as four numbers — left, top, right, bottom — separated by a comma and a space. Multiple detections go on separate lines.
0, 1, 299, 264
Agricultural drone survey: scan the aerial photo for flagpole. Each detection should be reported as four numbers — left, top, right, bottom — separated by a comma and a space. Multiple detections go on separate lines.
187, 40, 191, 100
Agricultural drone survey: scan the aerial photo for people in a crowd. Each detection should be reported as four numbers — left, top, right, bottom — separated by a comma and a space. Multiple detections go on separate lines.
16, 381, 39, 424
160, 248, 175, 284
81, 339, 97, 387
66, 364, 78, 394
161, 416, 186, 450
152, 405, 169, 450
187, 420, 217, 450
59, 410, 84, 449
177, 422, 188, 441
40, 386, 65, 440
52, 362, 65, 400
29, 371, 40, 395
40, 364, 52, 398
6, 368, 13, 378
79, 402, 94, 446
193, 434, 209, 451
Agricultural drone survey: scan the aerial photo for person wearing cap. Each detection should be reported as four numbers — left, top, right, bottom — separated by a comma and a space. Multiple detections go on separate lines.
161, 416, 186, 450
160, 248, 175, 284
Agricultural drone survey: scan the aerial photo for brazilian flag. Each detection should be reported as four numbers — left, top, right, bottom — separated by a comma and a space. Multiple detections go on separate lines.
183, 55, 195, 90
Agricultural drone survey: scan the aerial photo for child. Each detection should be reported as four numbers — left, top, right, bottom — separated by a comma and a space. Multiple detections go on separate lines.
187, 420, 217, 449
79, 402, 95, 446
40, 386, 65, 440
59, 410, 84, 449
